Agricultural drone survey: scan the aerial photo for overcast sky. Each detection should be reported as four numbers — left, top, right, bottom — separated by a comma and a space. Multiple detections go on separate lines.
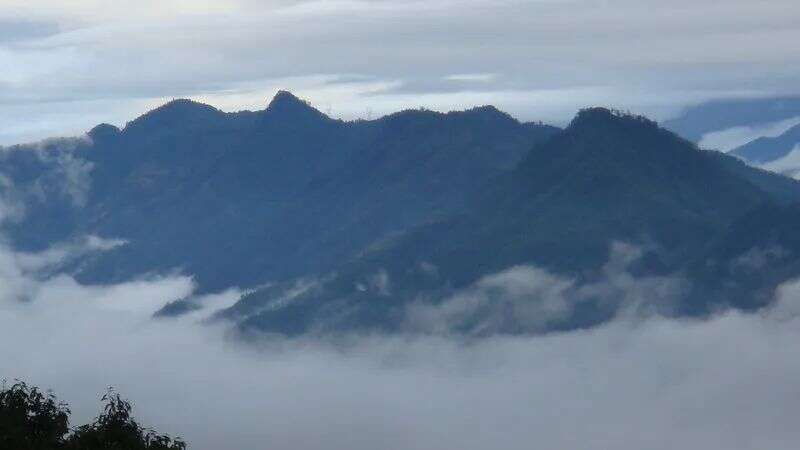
1, 0, 800, 144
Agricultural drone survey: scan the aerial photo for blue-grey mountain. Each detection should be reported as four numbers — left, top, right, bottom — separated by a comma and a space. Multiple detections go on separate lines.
3, 94, 800, 335
664, 96, 800, 142
230, 108, 800, 335
731, 123, 800, 164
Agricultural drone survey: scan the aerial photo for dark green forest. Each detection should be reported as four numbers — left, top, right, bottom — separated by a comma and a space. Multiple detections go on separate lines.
0, 381, 186, 450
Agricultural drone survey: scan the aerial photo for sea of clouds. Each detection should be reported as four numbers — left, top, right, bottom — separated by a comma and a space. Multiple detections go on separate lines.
3, 230, 800, 450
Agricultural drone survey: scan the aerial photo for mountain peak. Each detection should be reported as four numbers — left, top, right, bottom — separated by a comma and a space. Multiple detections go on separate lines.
87, 123, 121, 142
568, 107, 659, 131
269, 90, 302, 105
460, 105, 517, 122
267, 90, 316, 112
152, 98, 220, 114
465, 104, 502, 114
123, 99, 224, 133
512, 106, 713, 191
263, 90, 329, 122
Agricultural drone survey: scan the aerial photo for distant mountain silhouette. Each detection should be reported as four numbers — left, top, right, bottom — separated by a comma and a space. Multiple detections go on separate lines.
664, 96, 800, 141
731, 123, 800, 164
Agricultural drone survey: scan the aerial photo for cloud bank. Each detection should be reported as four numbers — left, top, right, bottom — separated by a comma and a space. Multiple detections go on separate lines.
3, 232, 800, 450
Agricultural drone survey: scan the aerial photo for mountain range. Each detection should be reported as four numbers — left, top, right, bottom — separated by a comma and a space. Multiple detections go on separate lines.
1, 91, 557, 293
664, 96, 800, 142
3, 92, 800, 335
226, 107, 800, 335
727, 123, 800, 180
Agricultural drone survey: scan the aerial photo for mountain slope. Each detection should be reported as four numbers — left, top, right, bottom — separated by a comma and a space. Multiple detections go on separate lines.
0, 92, 559, 292
233, 108, 800, 335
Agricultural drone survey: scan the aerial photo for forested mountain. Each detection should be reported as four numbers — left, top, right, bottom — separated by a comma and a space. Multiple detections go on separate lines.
224, 108, 800, 335
4, 95, 800, 336
0, 91, 558, 293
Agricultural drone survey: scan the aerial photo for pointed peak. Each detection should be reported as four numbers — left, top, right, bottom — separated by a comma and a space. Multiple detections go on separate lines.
270, 89, 301, 102
263, 90, 329, 122
267, 90, 312, 110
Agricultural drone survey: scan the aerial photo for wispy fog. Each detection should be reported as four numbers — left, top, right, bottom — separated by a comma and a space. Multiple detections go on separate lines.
3, 234, 800, 450
405, 243, 685, 334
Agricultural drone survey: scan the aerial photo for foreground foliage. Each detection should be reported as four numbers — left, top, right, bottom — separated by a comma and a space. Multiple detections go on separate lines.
0, 380, 186, 450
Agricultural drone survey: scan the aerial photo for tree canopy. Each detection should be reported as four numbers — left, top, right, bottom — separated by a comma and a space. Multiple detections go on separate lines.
1, 380, 186, 450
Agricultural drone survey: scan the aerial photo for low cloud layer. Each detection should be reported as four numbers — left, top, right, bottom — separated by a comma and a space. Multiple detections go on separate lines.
2, 0, 800, 143
3, 233, 800, 450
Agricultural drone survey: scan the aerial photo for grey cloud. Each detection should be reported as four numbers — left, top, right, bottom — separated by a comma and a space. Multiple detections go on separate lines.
0, 19, 59, 43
